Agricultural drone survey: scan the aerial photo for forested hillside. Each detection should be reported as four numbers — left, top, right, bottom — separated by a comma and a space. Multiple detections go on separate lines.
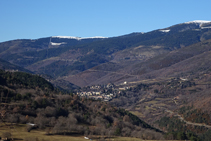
0, 70, 163, 140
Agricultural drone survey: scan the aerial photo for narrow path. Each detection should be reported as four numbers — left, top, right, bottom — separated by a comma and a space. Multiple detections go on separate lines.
165, 109, 211, 128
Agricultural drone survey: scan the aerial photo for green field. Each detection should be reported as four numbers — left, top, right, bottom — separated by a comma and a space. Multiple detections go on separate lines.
0, 124, 145, 141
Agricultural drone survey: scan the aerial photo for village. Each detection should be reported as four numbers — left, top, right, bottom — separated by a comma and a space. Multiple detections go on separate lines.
76, 82, 130, 101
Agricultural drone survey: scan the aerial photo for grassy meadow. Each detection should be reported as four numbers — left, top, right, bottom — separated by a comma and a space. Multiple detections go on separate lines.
0, 123, 146, 141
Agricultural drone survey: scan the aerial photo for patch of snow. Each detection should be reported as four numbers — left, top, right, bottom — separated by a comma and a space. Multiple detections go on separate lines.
83, 36, 108, 39
185, 20, 211, 26
52, 36, 107, 40
159, 29, 170, 33
52, 36, 80, 40
50, 42, 66, 45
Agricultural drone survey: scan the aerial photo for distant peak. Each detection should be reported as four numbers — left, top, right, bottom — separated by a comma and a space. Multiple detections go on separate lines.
52, 36, 107, 40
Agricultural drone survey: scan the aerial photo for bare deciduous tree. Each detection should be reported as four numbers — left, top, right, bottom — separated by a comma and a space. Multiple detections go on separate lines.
121, 127, 131, 136
44, 106, 57, 117
34, 115, 48, 129
123, 115, 131, 122
2, 132, 12, 140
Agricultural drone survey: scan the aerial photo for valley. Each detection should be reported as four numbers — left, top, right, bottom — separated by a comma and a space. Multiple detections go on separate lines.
1, 20, 211, 140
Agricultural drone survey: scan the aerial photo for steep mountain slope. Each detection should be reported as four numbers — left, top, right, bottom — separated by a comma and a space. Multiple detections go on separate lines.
0, 58, 79, 91
0, 58, 32, 73
0, 36, 107, 67
62, 28, 211, 87
131, 38, 211, 79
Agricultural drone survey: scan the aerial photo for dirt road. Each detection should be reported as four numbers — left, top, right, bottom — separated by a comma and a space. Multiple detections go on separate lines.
165, 109, 211, 128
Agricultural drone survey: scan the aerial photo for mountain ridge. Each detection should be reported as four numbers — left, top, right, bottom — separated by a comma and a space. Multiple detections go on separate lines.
2, 20, 211, 140
1, 20, 211, 88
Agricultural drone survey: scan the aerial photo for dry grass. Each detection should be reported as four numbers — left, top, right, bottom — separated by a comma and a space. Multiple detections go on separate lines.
129, 111, 145, 118
144, 106, 157, 111
155, 98, 165, 100
153, 103, 166, 107
144, 100, 158, 104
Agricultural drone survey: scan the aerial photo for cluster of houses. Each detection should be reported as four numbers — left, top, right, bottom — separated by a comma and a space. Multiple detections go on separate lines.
76, 83, 132, 101
77, 91, 114, 101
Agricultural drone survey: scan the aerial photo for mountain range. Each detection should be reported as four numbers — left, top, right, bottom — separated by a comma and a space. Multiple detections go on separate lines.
1, 20, 211, 140
1, 20, 211, 89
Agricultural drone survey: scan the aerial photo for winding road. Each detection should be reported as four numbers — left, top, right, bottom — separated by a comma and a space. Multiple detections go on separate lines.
165, 109, 211, 128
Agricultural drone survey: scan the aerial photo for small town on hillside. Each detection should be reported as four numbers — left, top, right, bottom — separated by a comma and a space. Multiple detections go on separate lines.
76, 82, 130, 101
76, 77, 191, 101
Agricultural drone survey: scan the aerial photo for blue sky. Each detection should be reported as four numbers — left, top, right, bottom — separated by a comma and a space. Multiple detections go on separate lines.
0, 0, 211, 42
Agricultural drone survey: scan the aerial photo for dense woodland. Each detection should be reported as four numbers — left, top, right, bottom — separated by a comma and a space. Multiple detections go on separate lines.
156, 116, 211, 141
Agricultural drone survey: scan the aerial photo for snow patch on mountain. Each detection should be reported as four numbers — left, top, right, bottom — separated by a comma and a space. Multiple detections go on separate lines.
51, 42, 66, 45
52, 36, 80, 40
159, 29, 170, 33
185, 20, 211, 26
52, 36, 107, 40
